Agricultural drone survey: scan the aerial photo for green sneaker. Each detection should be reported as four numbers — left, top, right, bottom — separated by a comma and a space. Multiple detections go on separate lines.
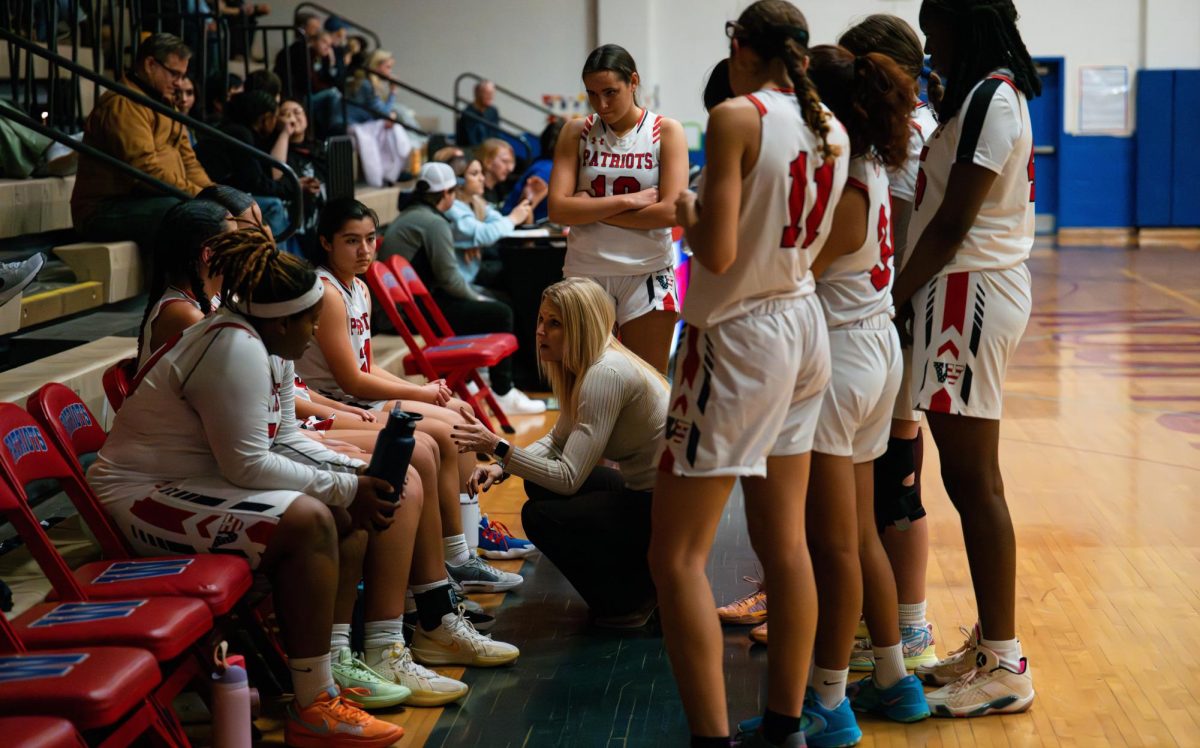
331, 648, 411, 709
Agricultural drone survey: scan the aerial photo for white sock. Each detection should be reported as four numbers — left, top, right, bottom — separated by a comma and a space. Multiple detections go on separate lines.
898, 601, 927, 629
330, 623, 351, 656
980, 636, 1023, 669
363, 617, 406, 667
443, 533, 471, 567
872, 643, 907, 689
810, 666, 848, 710
289, 653, 335, 707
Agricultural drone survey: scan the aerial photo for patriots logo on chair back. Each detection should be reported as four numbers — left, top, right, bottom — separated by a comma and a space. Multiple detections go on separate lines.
3, 425, 48, 463
0, 653, 89, 683
57, 403, 93, 438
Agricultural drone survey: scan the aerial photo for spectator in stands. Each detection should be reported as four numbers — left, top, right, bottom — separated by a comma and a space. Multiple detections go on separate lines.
0, 254, 45, 309
324, 15, 349, 64
274, 11, 321, 89
220, 1, 271, 61
458, 277, 667, 627
343, 49, 414, 187
243, 68, 282, 102
432, 145, 465, 163
279, 98, 327, 241
456, 79, 500, 147
346, 33, 370, 70
503, 119, 559, 223
205, 72, 243, 123
178, 74, 199, 145
444, 154, 532, 287
71, 33, 214, 250
477, 138, 517, 206
381, 163, 545, 415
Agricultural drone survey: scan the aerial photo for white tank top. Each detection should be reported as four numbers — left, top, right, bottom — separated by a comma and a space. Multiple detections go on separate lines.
683, 90, 850, 328
817, 156, 896, 328
565, 110, 674, 277
296, 267, 372, 403
137, 287, 201, 370
888, 102, 939, 269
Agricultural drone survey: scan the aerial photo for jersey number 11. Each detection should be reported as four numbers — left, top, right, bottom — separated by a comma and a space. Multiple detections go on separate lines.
780, 152, 835, 250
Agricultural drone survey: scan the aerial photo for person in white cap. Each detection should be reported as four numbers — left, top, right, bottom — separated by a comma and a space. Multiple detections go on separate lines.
381, 162, 546, 415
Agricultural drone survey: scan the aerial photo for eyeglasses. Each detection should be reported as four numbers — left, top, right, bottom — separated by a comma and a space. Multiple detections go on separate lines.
152, 57, 188, 82
725, 21, 744, 40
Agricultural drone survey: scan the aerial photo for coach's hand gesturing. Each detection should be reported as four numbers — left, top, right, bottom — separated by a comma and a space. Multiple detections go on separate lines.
451, 406, 499, 454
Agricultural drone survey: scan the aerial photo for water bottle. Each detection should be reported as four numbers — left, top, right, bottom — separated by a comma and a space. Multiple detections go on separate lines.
366, 408, 423, 503
211, 646, 251, 748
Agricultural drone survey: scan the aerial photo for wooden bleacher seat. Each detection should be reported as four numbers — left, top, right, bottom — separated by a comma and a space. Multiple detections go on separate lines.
0, 336, 135, 426
0, 177, 76, 240
19, 281, 104, 329
355, 184, 403, 226
52, 240, 144, 304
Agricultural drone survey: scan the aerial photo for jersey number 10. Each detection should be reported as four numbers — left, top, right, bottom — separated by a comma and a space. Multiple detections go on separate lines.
591, 175, 642, 197
781, 152, 836, 250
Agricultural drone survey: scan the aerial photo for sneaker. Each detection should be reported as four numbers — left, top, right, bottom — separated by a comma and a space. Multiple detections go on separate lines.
734, 716, 810, 747
370, 642, 469, 707
478, 514, 538, 559
411, 606, 520, 667
749, 621, 768, 645
854, 618, 869, 640
926, 646, 1034, 718
802, 692, 862, 748
492, 387, 547, 415
284, 688, 404, 747
847, 674, 930, 723
446, 555, 523, 592
849, 624, 937, 671
717, 577, 767, 625
331, 649, 411, 710
0, 254, 44, 307
451, 584, 495, 630
916, 624, 979, 686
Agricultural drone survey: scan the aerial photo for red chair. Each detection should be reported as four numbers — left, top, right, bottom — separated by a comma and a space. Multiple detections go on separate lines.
0, 716, 86, 748
0, 615, 183, 747
20, 389, 253, 617
388, 255, 519, 352
365, 261, 516, 434
101, 358, 136, 412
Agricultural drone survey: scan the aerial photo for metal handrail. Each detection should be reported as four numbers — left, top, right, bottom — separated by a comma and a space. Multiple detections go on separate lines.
293, 2, 380, 51
0, 25, 304, 240
453, 71, 562, 128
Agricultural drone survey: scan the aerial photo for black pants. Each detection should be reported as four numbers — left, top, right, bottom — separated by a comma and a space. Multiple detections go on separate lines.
432, 290, 515, 394
521, 467, 655, 617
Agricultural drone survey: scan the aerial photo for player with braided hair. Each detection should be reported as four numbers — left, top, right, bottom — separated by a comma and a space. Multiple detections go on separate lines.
90, 227, 405, 746
890, 0, 1040, 718
648, 2, 849, 745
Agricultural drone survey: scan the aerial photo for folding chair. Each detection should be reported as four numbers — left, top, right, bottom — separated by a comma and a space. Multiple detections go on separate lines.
0, 716, 86, 748
101, 358, 136, 413
365, 261, 516, 434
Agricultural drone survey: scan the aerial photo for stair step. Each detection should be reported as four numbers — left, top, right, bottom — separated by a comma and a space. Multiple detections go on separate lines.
20, 280, 104, 328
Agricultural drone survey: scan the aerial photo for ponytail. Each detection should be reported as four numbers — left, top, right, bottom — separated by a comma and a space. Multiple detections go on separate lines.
783, 38, 835, 162
808, 45, 915, 169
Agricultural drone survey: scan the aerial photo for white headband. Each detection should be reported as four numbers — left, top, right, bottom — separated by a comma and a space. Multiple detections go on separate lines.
226, 279, 324, 318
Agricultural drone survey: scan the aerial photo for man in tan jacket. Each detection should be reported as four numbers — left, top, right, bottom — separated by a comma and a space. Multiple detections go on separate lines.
71, 33, 213, 249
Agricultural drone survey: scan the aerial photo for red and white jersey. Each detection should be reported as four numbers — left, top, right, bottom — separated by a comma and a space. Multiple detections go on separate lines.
817, 156, 895, 328
566, 109, 674, 276
297, 267, 372, 403
137, 287, 200, 370
89, 309, 360, 507
909, 71, 1034, 275
683, 89, 849, 329
889, 102, 938, 206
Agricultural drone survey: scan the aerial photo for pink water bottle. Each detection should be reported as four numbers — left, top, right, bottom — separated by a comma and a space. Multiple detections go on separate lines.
212, 644, 252, 748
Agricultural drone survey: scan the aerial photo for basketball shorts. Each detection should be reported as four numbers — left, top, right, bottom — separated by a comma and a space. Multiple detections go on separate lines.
812, 315, 903, 463
911, 264, 1032, 420
104, 477, 304, 569
891, 344, 922, 423
574, 266, 679, 327
660, 296, 831, 478
316, 388, 388, 412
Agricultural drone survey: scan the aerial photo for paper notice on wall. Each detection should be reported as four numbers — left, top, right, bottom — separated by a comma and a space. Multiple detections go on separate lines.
1079, 66, 1130, 134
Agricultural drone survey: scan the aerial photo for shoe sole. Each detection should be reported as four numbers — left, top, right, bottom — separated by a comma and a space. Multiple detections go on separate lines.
0, 256, 44, 307
916, 668, 969, 687
338, 687, 412, 710
930, 690, 1035, 718
403, 686, 470, 707
457, 578, 522, 593
479, 547, 538, 560
848, 648, 938, 672
411, 646, 519, 667
285, 726, 405, 748
717, 613, 767, 625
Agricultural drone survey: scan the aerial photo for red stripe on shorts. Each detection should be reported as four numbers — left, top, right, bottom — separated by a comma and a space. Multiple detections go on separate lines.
129, 496, 194, 534
941, 272, 969, 334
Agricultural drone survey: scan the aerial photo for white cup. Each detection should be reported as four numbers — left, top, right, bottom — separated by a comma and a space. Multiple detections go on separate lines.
459, 493, 481, 550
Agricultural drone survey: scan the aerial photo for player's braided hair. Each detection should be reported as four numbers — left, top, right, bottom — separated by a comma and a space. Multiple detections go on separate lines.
920, 0, 1040, 120
839, 14, 944, 114
735, 0, 837, 162
807, 45, 916, 169
207, 226, 317, 318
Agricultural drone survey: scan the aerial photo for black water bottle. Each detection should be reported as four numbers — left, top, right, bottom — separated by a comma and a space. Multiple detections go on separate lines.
366, 408, 423, 503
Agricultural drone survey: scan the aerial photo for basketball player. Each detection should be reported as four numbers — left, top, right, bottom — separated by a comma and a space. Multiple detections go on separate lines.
840, 15, 942, 673
891, 0, 1040, 717
648, 3, 849, 746
299, 197, 523, 594
548, 44, 688, 374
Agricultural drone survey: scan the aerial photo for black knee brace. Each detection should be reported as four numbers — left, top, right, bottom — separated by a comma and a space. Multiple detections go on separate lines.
873, 435, 926, 532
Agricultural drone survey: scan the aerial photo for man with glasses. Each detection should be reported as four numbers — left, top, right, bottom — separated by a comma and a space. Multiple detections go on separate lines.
72, 33, 215, 250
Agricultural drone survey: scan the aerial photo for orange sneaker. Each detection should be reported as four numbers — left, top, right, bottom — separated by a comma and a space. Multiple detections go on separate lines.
285, 688, 404, 747
717, 577, 768, 625
749, 622, 768, 645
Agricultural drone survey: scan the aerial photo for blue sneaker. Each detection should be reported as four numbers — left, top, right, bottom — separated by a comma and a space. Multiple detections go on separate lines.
478, 514, 538, 559
847, 674, 930, 723
802, 691, 861, 747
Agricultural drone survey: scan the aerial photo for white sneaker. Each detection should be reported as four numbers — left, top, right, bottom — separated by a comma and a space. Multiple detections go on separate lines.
0, 254, 44, 307
917, 623, 980, 686
411, 606, 520, 667
926, 645, 1034, 718
369, 642, 468, 707
492, 387, 546, 415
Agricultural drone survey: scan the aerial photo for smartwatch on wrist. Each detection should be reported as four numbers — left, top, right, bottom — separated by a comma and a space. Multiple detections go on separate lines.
494, 439, 511, 460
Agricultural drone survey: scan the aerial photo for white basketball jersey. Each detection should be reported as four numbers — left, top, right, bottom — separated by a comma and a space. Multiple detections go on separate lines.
908, 71, 1034, 275
565, 110, 674, 277
137, 287, 200, 369
683, 89, 850, 329
297, 268, 372, 402
817, 156, 895, 328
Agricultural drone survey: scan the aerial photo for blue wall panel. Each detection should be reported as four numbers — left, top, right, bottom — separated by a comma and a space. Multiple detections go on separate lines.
1059, 135, 1136, 228
1171, 70, 1200, 226
1136, 70, 1175, 227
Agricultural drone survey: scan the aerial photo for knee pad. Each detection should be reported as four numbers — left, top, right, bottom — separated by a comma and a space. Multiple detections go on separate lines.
873, 436, 926, 532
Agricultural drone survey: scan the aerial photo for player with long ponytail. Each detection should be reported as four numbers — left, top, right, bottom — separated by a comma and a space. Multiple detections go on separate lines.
647, 2, 849, 746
